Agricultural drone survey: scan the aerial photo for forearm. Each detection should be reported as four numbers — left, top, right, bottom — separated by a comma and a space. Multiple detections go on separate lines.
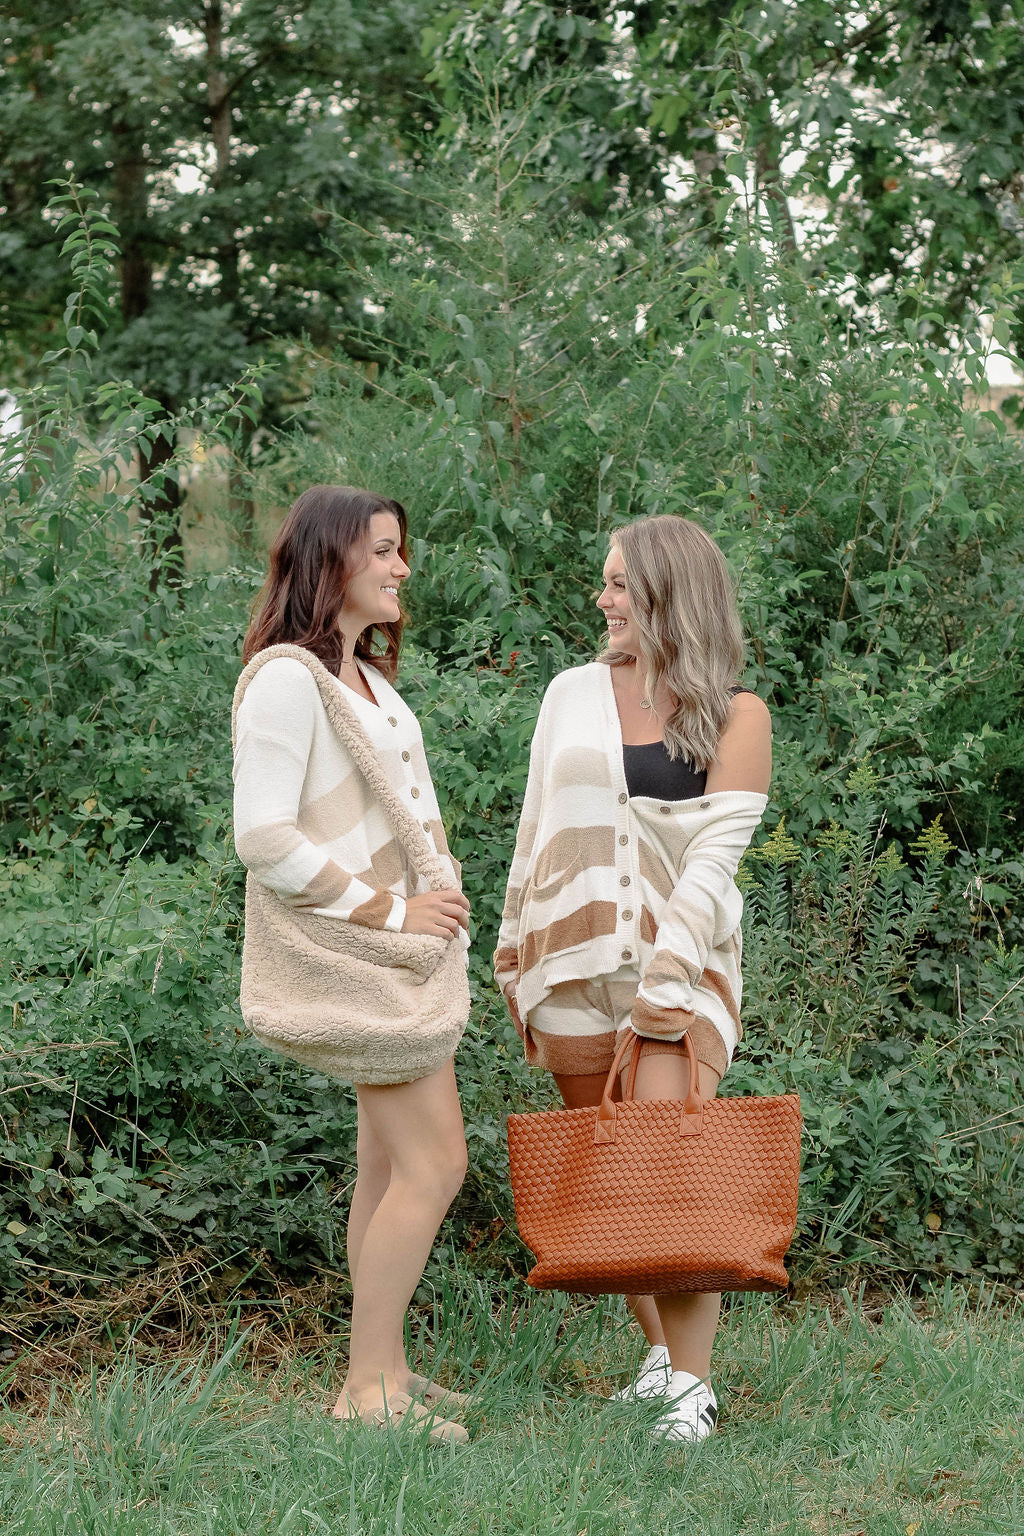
633, 799, 764, 1033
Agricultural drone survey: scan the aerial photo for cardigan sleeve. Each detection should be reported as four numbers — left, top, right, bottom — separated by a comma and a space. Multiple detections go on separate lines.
631, 795, 766, 1041
233, 660, 406, 933
493, 685, 553, 1015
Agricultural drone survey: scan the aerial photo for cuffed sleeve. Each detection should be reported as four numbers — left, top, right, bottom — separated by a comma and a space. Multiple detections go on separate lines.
383, 894, 407, 933
632, 795, 766, 1036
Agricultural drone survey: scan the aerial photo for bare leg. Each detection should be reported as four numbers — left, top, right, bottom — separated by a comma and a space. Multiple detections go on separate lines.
630, 1048, 722, 1381
346, 1110, 419, 1389
334, 1060, 467, 1418
346, 1109, 391, 1279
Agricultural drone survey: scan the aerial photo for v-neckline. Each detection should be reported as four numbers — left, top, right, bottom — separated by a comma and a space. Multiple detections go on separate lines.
603, 663, 664, 747
337, 660, 381, 709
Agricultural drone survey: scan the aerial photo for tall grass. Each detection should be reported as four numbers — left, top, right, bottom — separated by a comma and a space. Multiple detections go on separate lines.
2, 1272, 1021, 1535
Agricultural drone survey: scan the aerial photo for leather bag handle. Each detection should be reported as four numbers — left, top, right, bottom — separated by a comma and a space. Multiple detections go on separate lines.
594, 1029, 704, 1144
232, 643, 451, 893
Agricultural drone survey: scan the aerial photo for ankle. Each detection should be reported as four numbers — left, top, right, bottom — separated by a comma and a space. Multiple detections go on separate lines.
338, 1375, 401, 1408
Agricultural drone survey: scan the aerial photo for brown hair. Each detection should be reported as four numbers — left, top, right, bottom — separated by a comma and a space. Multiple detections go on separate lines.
600, 515, 745, 766
242, 484, 408, 678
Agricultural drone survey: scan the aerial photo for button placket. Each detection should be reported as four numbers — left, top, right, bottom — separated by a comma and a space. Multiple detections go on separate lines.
619, 798, 640, 937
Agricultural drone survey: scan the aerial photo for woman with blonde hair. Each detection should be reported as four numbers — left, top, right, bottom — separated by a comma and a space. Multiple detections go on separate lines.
495, 514, 771, 1442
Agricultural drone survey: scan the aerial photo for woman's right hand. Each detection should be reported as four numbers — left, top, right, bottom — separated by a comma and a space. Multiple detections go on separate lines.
401, 889, 471, 938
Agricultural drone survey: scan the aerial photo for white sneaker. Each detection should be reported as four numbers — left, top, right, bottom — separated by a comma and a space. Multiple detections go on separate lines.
610, 1343, 672, 1402
652, 1370, 718, 1443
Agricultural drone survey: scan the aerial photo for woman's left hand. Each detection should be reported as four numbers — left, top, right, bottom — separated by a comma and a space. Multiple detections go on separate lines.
402, 889, 471, 938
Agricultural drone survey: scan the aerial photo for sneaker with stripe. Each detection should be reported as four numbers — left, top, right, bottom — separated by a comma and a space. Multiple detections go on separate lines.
652, 1370, 718, 1443
609, 1343, 673, 1402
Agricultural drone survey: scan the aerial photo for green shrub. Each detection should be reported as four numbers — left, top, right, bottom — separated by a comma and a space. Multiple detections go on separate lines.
256, 88, 1024, 852
2, 173, 1022, 1300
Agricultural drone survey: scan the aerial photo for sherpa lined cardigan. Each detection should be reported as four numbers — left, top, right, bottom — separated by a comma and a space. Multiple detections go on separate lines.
494, 663, 767, 1079
233, 652, 465, 942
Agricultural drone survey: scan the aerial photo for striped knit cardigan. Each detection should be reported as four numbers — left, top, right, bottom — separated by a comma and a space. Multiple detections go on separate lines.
233, 648, 465, 942
494, 663, 767, 1079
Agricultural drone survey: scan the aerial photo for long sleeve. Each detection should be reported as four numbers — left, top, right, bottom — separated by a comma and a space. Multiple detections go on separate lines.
493, 689, 552, 1007
631, 794, 766, 1040
233, 660, 407, 933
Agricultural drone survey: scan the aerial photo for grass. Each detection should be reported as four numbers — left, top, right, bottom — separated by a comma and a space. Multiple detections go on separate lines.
1, 1270, 1021, 1536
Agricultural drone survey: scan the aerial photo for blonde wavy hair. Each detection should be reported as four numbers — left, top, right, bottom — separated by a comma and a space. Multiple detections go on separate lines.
600, 515, 745, 766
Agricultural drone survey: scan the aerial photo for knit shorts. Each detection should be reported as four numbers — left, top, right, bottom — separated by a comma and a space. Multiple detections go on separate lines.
521, 964, 725, 1081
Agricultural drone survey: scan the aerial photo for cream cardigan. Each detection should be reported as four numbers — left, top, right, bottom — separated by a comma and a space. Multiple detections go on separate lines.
494, 663, 767, 1078
233, 652, 465, 940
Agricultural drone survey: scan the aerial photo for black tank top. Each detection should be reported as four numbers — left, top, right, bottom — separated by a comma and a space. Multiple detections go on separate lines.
622, 688, 751, 801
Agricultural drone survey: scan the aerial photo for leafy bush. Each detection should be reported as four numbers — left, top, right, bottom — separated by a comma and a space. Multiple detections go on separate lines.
258, 90, 1024, 852
734, 777, 1024, 1281
2, 171, 1022, 1300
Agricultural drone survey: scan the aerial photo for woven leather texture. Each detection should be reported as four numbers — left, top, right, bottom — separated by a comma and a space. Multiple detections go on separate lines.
507, 1072, 802, 1295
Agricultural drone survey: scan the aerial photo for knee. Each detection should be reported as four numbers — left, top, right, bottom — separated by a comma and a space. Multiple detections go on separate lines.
434, 1139, 468, 1207
450, 1142, 469, 1197
402, 1138, 467, 1210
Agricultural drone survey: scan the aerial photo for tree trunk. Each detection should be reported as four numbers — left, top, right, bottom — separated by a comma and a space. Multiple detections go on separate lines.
205, 1, 255, 547
112, 121, 183, 583
205, 1, 240, 305
112, 125, 151, 322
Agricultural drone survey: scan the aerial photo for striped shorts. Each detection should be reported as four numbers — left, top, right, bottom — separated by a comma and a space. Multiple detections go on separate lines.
521, 964, 724, 1080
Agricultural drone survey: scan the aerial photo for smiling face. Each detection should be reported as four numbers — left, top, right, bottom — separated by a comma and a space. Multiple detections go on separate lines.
339, 511, 410, 637
596, 541, 638, 656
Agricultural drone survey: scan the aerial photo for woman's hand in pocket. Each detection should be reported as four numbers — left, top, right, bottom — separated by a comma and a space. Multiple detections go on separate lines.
402, 889, 471, 938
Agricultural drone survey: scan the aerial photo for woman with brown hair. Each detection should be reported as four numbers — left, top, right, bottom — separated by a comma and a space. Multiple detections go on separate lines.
233, 485, 471, 1442
496, 514, 772, 1442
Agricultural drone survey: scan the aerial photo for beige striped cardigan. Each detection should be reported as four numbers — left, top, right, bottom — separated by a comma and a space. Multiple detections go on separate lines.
494, 663, 767, 1079
233, 649, 465, 942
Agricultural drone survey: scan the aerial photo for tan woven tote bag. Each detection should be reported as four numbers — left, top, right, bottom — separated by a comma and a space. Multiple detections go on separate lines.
507, 1030, 801, 1294
232, 645, 470, 1087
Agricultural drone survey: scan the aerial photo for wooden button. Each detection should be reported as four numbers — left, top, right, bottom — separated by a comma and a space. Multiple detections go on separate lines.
621, 948, 633, 962
388, 716, 398, 726
618, 792, 627, 804
422, 821, 431, 833
410, 786, 420, 799
619, 834, 628, 845
619, 875, 630, 887
402, 750, 411, 762
659, 805, 670, 815
622, 909, 633, 921
699, 799, 711, 810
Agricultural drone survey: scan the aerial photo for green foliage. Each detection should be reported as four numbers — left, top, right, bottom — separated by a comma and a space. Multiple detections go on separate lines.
3, 161, 1023, 1300
0, 0, 441, 556
266, 89, 1024, 848
0, 178, 262, 859
425, 0, 1024, 345
1, 1, 437, 387
735, 772, 1024, 1280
